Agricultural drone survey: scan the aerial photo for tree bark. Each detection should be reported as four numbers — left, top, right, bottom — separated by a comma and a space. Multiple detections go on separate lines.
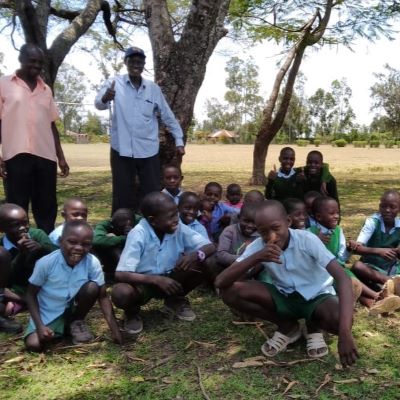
250, 0, 335, 185
144, 0, 230, 165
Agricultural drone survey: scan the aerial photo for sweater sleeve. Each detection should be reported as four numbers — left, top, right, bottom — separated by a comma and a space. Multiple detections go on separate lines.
93, 220, 126, 248
216, 226, 239, 266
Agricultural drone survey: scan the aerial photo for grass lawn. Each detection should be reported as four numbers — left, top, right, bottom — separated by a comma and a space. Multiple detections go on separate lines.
1, 144, 400, 400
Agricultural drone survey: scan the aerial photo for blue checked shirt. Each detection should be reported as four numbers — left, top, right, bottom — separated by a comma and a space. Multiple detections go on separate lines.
95, 75, 184, 158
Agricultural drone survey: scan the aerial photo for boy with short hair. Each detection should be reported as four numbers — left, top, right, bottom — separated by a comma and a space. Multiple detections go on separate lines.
49, 198, 88, 246
215, 200, 358, 366
0, 203, 56, 333
349, 189, 400, 312
93, 208, 138, 279
223, 183, 243, 210
161, 164, 183, 205
25, 220, 122, 351
178, 192, 208, 239
111, 192, 215, 334
203, 182, 239, 241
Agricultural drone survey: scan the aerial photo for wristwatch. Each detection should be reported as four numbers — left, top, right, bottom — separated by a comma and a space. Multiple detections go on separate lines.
197, 250, 206, 262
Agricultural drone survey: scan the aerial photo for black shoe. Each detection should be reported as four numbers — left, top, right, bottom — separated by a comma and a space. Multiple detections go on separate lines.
0, 316, 23, 334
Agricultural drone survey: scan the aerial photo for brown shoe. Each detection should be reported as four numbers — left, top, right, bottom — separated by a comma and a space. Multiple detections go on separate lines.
369, 295, 400, 316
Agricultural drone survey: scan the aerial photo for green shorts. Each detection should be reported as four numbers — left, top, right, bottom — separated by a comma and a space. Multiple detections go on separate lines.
366, 263, 400, 277
263, 283, 335, 321
24, 314, 66, 339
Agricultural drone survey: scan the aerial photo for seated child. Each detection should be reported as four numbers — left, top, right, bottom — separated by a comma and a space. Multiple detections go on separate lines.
349, 189, 400, 313
111, 192, 215, 334
199, 198, 214, 241
307, 197, 363, 304
178, 192, 208, 239
231, 190, 265, 225
304, 191, 323, 228
204, 182, 239, 241
205, 204, 260, 283
25, 220, 122, 351
49, 198, 88, 246
93, 208, 137, 278
223, 183, 243, 210
265, 148, 332, 202
161, 164, 183, 205
299, 150, 339, 204
283, 198, 307, 230
0, 204, 56, 334
215, 200, 358, 365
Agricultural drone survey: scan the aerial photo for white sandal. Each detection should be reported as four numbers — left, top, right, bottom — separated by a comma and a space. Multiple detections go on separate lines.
261, 328, 302, 357
305, 332, 329, 358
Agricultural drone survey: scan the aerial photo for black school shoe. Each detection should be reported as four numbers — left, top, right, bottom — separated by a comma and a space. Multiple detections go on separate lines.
0, 316, 23, 334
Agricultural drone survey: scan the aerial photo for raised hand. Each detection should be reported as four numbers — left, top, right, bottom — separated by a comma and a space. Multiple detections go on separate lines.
267, 164, 278, 181
101, 80, 116, 103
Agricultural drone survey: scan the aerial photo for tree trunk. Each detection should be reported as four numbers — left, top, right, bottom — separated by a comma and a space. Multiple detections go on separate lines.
144, 0, 230, 166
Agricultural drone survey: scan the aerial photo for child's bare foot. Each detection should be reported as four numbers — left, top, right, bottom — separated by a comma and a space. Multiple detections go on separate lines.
359, 296, 375, 308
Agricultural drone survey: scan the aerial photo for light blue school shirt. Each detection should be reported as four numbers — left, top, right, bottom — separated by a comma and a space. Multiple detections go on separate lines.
210, 202, 240, 234
116, 218, 210, 275
183, 218, 209, 239
237, 229, 336, 300
28, 250, 105, 326
95, 75, 183, 158
48, 223, 64, 247
162, 188, 183, 205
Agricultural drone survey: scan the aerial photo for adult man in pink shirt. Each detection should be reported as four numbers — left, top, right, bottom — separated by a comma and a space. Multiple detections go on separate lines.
0, 44, 69, 233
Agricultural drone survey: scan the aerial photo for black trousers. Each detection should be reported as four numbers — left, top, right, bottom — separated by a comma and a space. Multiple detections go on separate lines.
4, 153, 57, 234
110, 148, 160, 213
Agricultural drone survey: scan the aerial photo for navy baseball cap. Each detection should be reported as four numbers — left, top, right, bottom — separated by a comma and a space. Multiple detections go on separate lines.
124, 46, 146, 59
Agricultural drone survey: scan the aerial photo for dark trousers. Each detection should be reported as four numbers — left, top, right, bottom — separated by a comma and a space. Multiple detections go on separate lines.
4, 153, 57, 234
110, 148, 160, 213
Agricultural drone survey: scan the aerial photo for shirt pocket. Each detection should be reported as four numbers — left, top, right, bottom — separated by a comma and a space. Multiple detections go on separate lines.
141, 99, 155, 117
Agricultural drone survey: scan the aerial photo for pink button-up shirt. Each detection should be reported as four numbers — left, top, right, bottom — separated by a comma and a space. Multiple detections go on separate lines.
0, 74, 59, 162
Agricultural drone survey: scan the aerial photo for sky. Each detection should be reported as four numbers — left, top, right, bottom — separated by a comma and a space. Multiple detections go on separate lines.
2, 27, 400, 126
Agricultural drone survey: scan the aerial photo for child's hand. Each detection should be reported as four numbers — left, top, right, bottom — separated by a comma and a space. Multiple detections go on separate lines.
347, 240, 358, 251
38, 326, 54, 342
317, 231, 331, 244
267, 164, 278, 181
174, 253, 197, 271
296, 167, 306, 182
219, 214, 231, 228
338, 333, 358, 367
154, 276, 182, 296
377, 248, 398, 260
111, 329, 123, 345
17, 238, 41, 252
258, 234, 281, 264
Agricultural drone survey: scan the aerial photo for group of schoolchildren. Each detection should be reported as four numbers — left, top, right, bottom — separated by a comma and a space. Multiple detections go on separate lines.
1, 148, 400, 368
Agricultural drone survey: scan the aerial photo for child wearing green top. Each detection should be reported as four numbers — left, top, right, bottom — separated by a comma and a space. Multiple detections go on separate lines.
92, 208, 138, 279
265, 148, 332, 202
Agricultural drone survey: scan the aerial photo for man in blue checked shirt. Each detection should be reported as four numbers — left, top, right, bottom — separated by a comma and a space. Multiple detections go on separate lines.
95, 46, 185, 213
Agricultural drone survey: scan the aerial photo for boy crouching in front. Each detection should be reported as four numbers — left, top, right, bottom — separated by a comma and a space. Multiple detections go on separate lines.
25, 220, 122, 351
215, 200, 358, 367
111, 192, 215, 334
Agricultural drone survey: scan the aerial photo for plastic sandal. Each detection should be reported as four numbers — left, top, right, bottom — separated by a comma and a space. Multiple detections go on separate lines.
305, 332, 329, 358
261, 328, 302, 357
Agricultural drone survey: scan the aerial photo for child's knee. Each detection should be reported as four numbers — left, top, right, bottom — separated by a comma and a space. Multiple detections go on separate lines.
81, 281, 100, 298
111, 283, 136, 308
352, 261, 365, 273
220, 282, 242, 305
25, 333, 42, 353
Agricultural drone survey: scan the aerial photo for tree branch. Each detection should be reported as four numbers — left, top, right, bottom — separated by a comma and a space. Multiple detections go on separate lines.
50, 7, 80, 21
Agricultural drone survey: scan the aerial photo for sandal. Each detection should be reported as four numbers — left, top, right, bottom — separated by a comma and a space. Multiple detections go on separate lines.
305, 332, 329, 358
261, 327, 302, 357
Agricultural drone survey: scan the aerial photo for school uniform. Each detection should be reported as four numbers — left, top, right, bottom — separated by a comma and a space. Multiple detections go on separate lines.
210, 202, 239, 241
265, 168, 303, 201
162, 188, 183, 205
356, 213, 400, 275
25, 250, 104, 337
49, 223, 65, 247
183, 218, 209, 240
237, 229, 336, 320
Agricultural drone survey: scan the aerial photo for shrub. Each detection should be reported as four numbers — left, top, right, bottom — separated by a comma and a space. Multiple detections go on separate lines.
313, 139, 321, 147
353, 141, 367, 148
384, 140, 395, 148
370, 140, 380, 148
333, 139, 347, 147
296, 139, 309, 147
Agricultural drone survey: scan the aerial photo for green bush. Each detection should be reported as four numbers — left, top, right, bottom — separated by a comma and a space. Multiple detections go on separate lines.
296, 139, 310, 147
384, 140, 395, 148
370, 140, 380, 148
353, 141, 367, 148
313, 139, 321, 147
333, 139, 347, 147
396, 140, 400, 148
